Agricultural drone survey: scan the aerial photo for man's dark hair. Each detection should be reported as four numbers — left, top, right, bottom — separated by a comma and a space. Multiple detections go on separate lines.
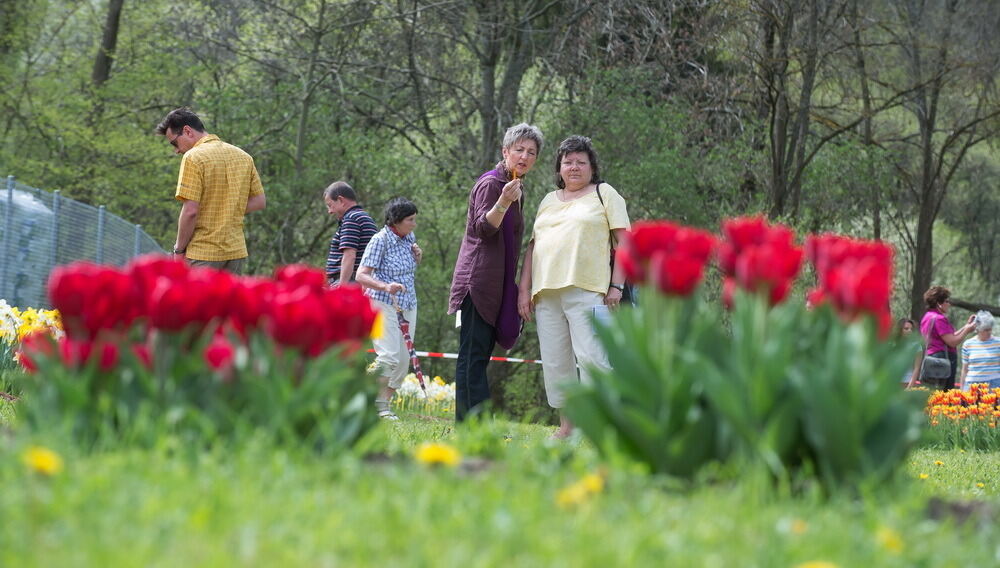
155, 107, 206, 136
323, 181, 358, 202
383, 197, 418, 226
554, 135, 601, 189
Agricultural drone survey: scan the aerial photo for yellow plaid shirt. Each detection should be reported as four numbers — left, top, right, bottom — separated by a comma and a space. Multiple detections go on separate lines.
175, 134, 264, 261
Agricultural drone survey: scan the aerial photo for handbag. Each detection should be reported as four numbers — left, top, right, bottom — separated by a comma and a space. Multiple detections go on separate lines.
919, 313, 952, 380
595, 183, 637, 306
920, 355, 951, 380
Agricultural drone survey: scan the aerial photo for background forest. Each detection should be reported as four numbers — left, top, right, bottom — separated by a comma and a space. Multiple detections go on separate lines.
2, 0, 999, 420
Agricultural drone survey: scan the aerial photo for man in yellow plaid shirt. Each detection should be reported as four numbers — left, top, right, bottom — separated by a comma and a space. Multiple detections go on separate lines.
156, 108, 266, 273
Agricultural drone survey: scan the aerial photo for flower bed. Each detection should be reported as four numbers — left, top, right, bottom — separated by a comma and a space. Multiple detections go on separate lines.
11, 256, 381, 451
925, 384, 1000, 449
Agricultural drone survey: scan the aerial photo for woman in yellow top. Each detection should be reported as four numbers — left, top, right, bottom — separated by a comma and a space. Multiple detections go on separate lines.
517, 135, 631, 439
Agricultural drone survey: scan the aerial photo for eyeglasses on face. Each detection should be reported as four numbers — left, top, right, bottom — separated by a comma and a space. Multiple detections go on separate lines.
167, 128, 184, 148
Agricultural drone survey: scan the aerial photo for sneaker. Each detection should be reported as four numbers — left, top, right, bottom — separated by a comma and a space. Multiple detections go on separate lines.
378, 410, 400, 421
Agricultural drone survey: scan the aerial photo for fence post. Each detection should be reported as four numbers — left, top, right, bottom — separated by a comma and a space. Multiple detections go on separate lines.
2, 175, 13, 301
51, 190, 61, 268
133, 224, 142, 257
96, 205, 106, 264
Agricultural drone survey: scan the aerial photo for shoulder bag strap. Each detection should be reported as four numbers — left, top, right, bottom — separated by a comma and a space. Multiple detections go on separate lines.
594, 182, 617, 247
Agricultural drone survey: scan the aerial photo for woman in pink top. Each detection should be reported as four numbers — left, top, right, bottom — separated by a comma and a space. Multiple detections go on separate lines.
917, 286, 975, 390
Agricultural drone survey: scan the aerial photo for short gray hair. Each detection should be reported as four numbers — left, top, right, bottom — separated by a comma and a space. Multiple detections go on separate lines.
975, 310, 995, 332
501, 123, 543, 154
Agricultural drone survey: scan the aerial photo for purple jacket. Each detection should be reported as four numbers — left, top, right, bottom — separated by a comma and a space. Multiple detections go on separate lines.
448, 162, 523, 347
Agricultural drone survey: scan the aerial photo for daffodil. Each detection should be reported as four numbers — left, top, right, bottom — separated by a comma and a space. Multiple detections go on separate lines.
875, 526, 903, 555
414, 442, 461, 467
22, 446, 64, 476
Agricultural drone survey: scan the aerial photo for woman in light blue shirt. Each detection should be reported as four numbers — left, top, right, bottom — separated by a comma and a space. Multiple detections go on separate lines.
357, 197, 422, 419
960, 311, 1000, 390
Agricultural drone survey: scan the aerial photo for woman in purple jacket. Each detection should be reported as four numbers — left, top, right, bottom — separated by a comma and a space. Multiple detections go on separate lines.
448, 123, 544, 421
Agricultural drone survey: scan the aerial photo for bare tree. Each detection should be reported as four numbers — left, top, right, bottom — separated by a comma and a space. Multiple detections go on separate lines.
91, 0, 125, 88
880, 0, 1000, 319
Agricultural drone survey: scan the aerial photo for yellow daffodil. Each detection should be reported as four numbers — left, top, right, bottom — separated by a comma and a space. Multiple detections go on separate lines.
22, 446, 64, 476
414, 442, 461, 467
875, 526, 903, 555
370, 311, 384, 340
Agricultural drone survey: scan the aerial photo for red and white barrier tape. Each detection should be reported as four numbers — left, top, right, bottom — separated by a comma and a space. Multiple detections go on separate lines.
367, 348, 541, 365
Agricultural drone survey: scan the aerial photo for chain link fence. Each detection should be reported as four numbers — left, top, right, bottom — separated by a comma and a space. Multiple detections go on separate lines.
0, 175, 165, 308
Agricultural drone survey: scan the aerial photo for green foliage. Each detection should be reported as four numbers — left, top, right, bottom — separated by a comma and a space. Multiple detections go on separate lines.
12, 332, 378, 452
565, 288, 927, 490
2, 415, 1000, 565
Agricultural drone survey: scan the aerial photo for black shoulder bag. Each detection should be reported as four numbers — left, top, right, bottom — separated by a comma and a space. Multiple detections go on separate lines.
595, 183, 637, 306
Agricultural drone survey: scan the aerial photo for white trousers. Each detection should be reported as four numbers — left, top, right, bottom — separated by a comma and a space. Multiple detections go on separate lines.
371, 300, 417, 389
534, 287, 611, 408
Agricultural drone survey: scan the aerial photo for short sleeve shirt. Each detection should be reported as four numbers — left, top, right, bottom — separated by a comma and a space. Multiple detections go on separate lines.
921, 310, 956, 355
326, 206, 377, 281
359, 226, 418, 309
530, 183, 630, 299
961, 336, 1000, 383
175, 135, 264, 261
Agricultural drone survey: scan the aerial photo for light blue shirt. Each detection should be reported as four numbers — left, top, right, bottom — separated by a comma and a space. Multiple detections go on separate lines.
359, 226, 418, 309
961, 335, 1000, 384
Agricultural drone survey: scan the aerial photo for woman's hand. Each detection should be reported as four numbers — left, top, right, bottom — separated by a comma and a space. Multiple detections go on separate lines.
385, 282, 405, 294
412, 243, 423, 263
499, 179, 522, 207
605, 286, 623, 308
518, 288, 534, 322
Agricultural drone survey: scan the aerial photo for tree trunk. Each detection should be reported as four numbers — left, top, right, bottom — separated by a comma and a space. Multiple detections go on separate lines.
91, 0, 125, 88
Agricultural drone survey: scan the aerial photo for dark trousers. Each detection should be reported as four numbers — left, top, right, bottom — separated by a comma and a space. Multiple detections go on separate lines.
455, 294, 496, 422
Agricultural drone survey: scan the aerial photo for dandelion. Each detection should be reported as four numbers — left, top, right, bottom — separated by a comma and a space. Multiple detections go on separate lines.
875, 526, 903, 555
793, 562, 839, 568
414, 442, 461, 467
934, 460, 944, 466
791, 519, 808, 535
977, 482, 985, 488
919, 473, 929, 480
556, 471, 605, 509
22, 446, 64, 476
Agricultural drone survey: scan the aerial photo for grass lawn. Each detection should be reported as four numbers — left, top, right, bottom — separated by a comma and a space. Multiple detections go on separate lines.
2, 404, 999, 567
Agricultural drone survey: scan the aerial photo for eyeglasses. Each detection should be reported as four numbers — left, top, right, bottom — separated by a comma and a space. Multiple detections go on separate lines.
167, 129, 184, 148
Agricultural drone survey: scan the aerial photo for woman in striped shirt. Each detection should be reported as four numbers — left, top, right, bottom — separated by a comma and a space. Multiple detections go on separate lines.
960, 310, 1000, 390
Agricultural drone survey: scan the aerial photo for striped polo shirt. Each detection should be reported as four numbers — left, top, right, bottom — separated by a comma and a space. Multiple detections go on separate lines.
326, 205, 377, 282
961, 336, 1000, 383
358, 226, 418, 309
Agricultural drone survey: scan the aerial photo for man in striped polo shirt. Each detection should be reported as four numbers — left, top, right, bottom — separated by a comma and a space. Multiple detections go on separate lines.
324, 181, 377, 286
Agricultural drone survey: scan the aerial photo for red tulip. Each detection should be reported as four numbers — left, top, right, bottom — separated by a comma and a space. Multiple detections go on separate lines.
204, 332, 236, 372
274, 264, 327, 293
17, 330, 55, 373
59, 337, 119, 372
617, 221, 717, 296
